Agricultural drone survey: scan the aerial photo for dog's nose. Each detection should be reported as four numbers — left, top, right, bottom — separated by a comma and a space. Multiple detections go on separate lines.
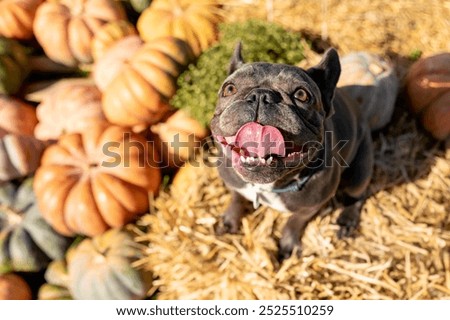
246, 89, 281, 106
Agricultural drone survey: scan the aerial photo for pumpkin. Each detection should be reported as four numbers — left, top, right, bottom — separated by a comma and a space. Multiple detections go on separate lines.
34, 79, 108, 141
0, 37, 29, 95
0, 273, 32, 299
337, 52, 399, 131
33, 0, 126, 66
406, 53, 450, 140
91, 20, 137, 60
38, 259, 71, 300
0, 0, 43, 40
34, 124, 161, 237
0, 178, 72, 273
137, 0, 221, 56
40, 229, 151, 300
151, 109, 209, 167
128, 0, 151, 13
0, 96, 45, 182
171, 159, 201, 192
94, 35, 193, 128
69, 228, 151, 299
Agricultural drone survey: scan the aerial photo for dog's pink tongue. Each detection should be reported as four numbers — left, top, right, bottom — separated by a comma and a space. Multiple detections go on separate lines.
235, 122, 286, 157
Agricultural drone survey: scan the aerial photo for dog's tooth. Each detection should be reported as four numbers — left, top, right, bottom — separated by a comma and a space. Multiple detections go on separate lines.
267, 156, 273, 165
260, 158, 266, 165
240, 155, 246, 163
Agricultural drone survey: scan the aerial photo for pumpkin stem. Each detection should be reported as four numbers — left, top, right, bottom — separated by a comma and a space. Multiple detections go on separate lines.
0, 204, 23, 229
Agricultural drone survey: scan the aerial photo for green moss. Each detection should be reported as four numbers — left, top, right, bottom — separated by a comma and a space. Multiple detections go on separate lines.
171, 20, 306, 128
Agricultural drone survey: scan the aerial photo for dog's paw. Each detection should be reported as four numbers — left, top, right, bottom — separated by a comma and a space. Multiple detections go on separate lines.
215, 213, 241, 235
278, 239, 302, 261
337, 206, 361, 239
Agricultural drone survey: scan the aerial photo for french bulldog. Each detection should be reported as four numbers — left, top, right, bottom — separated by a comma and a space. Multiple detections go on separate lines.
210, 43, 396, 259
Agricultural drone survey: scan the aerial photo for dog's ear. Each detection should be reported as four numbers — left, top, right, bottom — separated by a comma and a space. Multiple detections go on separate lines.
228, 42, 245, 75
307, 48, 341, 118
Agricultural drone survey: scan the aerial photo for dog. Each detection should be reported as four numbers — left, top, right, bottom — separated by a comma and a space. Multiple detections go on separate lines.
211, 43, 397, 259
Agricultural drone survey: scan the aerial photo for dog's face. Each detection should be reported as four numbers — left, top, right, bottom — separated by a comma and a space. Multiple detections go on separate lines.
211, 44, 341, 184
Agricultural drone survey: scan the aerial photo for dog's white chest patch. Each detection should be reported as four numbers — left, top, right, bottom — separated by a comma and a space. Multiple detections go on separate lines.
237, 183, 289, 212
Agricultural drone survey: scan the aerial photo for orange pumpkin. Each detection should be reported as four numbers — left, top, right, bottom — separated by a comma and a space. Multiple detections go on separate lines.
94, 35, 193, 128
34, 124, 161, 237
406, 53, 450, 140
137, 0, 222, 56
33, 0, 126, 66
0, 95, 45, 182
0, 273, 32, 300
35, 79, 108, 141
91, 20, 137, 60
0, 0, 43, 40
151, 109, 209, 167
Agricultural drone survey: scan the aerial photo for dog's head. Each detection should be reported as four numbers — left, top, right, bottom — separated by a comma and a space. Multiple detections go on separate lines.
211, 43, 341, 184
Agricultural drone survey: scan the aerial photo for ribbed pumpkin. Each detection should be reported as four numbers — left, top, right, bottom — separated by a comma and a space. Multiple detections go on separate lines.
0, 273, 32, 300
406, 53, 450, 140
34, 79, 108, 141
33, 0, 126, 66
0, 0, 43, 40
40, 229, 150, 300
91, 20, 137, 60
94, 35, 193, 128
0, 178, 72, 273
69, 229, 150, 299
137, 0, 221, 56
0, 96, 45, 182
0, 37, 29, 95
151, 110, 209, 166
337, 52, 399, 131
34, 124, 161, 237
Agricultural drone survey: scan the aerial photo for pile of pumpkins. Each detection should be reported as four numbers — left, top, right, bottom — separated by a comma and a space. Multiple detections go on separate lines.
0, 0, 216, 300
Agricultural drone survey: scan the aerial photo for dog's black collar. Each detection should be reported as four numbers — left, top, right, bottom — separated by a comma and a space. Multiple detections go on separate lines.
251, 166, 322, 209
250, 148, 326, 209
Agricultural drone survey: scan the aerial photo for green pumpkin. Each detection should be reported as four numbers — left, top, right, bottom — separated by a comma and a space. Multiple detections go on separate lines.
68, 228, 151, 300
129, 0, 152, 13
0, 178, 72, 274
0, 37, 29, 95
337, 52, 399, 131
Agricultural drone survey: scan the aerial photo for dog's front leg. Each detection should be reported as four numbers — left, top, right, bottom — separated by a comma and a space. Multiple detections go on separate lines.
217, 191, 249, 234
337, 195, 364, 238
337, 131, 373, 238
279, 207, 320, 260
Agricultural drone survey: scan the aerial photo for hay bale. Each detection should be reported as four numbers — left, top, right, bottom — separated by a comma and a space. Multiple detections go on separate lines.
223, 0, 450, 59
136, 113, 450, 299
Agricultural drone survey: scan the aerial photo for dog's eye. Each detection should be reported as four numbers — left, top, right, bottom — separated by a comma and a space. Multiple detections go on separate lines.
222, 83, 237, 97
294, 88, 309, 102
